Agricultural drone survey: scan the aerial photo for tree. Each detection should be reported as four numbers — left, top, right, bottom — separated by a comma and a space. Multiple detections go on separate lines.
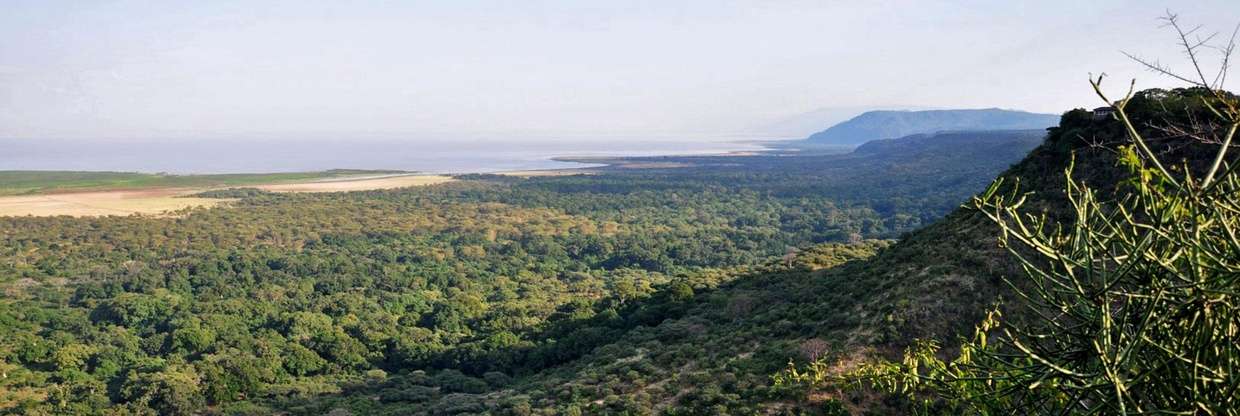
92, 292, 175, 329
51, 343, 94, 372
170, 323, 217, 355
798, 338, 829, 362
284, 343, 327, 376
197, 350, 273, 404
120, 365, 206, 416
668, 281, 694, 302
284, 311, 335, 342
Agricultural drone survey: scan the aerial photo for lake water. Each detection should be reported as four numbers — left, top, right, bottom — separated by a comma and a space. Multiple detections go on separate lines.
1, 137, 768, 174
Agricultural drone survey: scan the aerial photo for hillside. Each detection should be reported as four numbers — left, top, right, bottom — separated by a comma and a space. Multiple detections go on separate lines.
278, 89, 1227, 414
1, 89, 1221, 415
804, 108, 1058, 146
0, 117, 1044, 415
283, 135, 1066, 415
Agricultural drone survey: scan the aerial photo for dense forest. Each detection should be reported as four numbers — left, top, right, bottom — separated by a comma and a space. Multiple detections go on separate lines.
2, 87, 1234, 415
0, 129, 1041, 415
6, 85, 1232, 415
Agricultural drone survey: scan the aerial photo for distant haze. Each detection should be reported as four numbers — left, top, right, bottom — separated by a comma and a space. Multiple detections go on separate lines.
1, 1, 1237, 142
0, 137, 764, 174
805, 108, 1060, 146
750, 105, 937, 138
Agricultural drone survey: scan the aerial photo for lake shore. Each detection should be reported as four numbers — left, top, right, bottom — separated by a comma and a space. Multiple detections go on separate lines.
0, 173, 454, 217
0, 142, 783, 217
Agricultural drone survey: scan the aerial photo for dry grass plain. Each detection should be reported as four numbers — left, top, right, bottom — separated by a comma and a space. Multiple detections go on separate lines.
252, 174, 453, 192
494, 169, 588, 177
0, 174, 454, 217
0, 188, 227, 217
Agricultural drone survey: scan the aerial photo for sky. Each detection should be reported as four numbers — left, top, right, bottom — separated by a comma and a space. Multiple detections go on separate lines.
1, 0, 1238, 141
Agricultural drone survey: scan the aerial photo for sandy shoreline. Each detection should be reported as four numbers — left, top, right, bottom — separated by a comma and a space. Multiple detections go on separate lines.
252, 174, 453, 193
0, 188, 228, 217
0, 145, 774, 217
0, 174, 454, 217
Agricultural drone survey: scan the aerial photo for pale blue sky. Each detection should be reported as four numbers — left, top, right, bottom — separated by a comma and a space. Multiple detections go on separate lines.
1, 0, 1237, 141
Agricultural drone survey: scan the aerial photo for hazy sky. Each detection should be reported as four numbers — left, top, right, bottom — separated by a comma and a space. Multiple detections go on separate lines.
2, 0, 1237, 141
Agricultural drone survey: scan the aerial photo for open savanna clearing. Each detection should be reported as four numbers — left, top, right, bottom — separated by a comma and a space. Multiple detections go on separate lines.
494, 169, 590, 177
251, 174, 453, 192
0, 174, 453, 217
0, 188, 227, 217
0, 169, 408, 196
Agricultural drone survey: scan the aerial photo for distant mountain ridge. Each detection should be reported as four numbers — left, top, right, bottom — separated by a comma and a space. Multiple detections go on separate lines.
805, 108, 1059, 146
852, 129, 1045, 155
748, 105, 934, 137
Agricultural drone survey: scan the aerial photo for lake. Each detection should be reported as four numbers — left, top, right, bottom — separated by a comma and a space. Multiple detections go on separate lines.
1, 137, 768, 174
